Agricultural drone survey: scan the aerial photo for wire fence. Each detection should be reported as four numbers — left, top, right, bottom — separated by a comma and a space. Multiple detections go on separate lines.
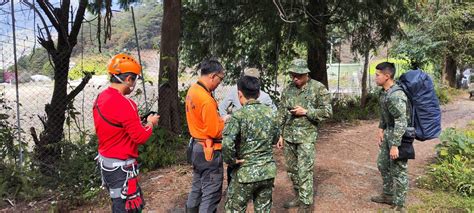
0, 1, 373, 168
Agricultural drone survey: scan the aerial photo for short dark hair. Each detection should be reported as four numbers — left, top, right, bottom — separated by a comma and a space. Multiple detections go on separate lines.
199, 58, 224, 75
375, 62, 396, 79
110, 73, 138, 83
237, 76, 260, 100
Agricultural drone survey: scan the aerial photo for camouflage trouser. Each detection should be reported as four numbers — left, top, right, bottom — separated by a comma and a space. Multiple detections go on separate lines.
377, 140, 408, 207
284, 141, 315, 205
225, 178, 274, 213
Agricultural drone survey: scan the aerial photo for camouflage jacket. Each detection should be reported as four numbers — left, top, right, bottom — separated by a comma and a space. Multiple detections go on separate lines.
277, 79, 332, 144
223, 100, 279, 183
378, 85, 410, 147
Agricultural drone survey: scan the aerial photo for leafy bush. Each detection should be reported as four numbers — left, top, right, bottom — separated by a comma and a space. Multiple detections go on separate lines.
54, 136, 101, 204
69, 55, 109, 80
330, 92, 380, 122
417, 128, 474, 197
435, 86, 463, 105
0, 95, 41, 203
369, 58, 410, 77
138, 127, 188, 172
437, 128, 474, 160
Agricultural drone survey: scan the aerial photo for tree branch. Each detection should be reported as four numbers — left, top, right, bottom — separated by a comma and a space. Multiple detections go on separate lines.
65, 73, 92, 104
22, 0, 54, 47
69, 0, 88, 43
36, 0, 61, 32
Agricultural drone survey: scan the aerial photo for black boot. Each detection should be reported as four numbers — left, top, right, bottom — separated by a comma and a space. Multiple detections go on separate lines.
185, 206, 199, 213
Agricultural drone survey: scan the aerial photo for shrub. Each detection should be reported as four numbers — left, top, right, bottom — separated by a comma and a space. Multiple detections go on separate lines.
0, 95, 41, 203
54, 136, 101, 204
138, 127, 188, 172
330, 92, 380, 122
435, 85, 463, 105
69, 55, 109, 80
417, 128, 474, 197
437, 128, 474, 160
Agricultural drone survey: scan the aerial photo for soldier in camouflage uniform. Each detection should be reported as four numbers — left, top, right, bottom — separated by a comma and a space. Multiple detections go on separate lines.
276, 59, 332, 213
371, 62, 409, 213
223, 75, 280, 213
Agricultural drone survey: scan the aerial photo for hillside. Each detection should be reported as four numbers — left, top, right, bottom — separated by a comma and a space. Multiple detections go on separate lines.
7, 0, 162, 80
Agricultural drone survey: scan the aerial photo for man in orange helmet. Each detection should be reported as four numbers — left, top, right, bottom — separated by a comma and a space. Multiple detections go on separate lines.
185, 58, 228, 213
93, 53, 160, 213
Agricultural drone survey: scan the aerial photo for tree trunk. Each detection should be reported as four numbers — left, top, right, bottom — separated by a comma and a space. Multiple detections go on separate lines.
307, 0, 329, 89
443, 55, 457, 88
158, 0, 181, 134
34, 48, 71, 178
360, 48, 370, 107
31, 0, 89, 179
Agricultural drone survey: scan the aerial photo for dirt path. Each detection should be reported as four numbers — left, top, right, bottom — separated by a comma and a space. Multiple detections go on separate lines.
36, 94, 474, 212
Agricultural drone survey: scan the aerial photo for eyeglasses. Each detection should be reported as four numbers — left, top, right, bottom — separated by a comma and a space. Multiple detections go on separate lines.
215, 73, 225, 81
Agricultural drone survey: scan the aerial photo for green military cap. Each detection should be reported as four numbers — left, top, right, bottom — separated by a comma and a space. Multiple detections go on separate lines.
288, 59, 310, 74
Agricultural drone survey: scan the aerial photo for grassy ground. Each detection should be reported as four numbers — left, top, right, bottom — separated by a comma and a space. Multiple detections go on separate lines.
409, 189, 474, 212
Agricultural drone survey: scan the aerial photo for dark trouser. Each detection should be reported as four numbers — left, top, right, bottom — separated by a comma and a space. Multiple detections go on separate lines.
101, 166, 127, 213
186, 142, 224, 213
101, 164, 143, 213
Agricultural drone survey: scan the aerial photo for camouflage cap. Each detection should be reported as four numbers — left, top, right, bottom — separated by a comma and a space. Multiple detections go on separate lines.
243, 68, 260, 78
288, 59, 310, 74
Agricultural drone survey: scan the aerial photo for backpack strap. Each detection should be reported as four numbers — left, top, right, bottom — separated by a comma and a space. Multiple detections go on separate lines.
94, 94, 123, 128
387, 84, 415, 128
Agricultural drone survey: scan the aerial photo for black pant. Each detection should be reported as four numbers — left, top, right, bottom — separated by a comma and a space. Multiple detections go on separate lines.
102, 167, 127, 213
101, 164, 143, 213
186, 142, 223, 213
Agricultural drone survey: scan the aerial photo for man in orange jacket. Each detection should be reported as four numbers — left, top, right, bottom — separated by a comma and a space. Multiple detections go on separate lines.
185, 58, 227, 213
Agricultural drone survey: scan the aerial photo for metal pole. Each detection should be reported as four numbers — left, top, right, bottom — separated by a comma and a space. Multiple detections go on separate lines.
337, 43, 341, 94
1, 46, 4, 71
369, 63, 371, 91
274, 43, 279, 93
81, 23, 85, 133
131, 6, 148, 111
11, 0, 23, 166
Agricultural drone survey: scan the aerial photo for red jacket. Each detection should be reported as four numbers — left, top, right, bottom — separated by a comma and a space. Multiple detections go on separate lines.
93, 87, 152, 160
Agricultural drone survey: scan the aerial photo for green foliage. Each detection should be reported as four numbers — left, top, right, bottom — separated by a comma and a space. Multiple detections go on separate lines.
417, 128, 474, 197
41, 61, 54, 77
78, 0, 162, 54
181, 0, 297, 94
437, 128, 474, 161
10, 48, 54, 77
435, 86, 463, 105
392, 2, 473, 74
369, 58, 410, 76
344, 1, 406, 56
0, 94, 41, 202
330, 92, 380, 122
408, 190, 474, 212
54, 137, 101, 204
69, 55, 109, 80
138, 127, 188, 172
435, 85, 451, 105
181, 0, 407, 94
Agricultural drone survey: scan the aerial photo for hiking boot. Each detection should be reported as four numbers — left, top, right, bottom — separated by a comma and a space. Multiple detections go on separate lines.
283, 197, 300, 209
185, 206, 199, 213
391, 205, 407, 213
297, 204, 313, 213
370, 194, 393, 205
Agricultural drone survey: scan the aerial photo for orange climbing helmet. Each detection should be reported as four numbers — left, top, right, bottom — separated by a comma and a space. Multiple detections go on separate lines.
107, 53, 142, 76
